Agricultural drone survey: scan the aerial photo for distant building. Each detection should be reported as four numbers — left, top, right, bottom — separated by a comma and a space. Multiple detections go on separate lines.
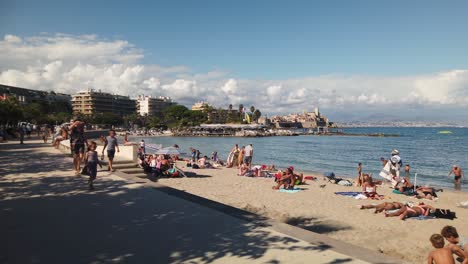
270, 108, 330, 129
136, 95, 175, 116
72, 89, 135, 116
0, 83, 71, 105
191, 101, 211, 111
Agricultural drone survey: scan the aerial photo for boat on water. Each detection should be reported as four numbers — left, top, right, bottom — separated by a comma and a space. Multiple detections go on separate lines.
438, 130, 453, 134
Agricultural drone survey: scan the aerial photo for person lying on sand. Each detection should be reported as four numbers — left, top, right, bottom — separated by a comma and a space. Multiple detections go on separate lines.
395, 177, 414, 193
385, 203, 435, 220
415, 186, 441, 200
359, 202, 405, 214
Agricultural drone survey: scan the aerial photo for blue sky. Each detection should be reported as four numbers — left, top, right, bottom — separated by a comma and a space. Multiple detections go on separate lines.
1, 0, 468, 121
3, 0, 468, 78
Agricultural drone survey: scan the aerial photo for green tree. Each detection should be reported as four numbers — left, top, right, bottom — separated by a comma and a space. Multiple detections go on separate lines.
0, 97, 23, 125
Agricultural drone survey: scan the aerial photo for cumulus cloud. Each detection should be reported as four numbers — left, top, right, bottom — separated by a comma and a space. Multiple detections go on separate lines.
1, 33, 468, 120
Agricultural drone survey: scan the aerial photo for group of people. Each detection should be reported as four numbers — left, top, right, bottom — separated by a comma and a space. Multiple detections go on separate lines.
428, 226, 468, 264
139, 153, 179, 178
68, 119, 120, 190
226, 143, 254, 169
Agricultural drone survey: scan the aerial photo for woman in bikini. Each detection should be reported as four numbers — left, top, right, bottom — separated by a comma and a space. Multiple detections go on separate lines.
385, 203, 435, 220
359, 202, 405, 214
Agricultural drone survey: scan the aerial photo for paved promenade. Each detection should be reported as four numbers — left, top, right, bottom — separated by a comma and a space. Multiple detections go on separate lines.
0, 139, 390, 264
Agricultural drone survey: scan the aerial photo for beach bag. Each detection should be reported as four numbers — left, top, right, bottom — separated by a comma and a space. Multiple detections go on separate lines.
434, 209, 456, 220
337, 179, 352, 186
81, 165, 89, 176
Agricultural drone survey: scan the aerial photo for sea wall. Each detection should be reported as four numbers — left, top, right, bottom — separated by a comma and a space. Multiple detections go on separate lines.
59, 139, 138, 162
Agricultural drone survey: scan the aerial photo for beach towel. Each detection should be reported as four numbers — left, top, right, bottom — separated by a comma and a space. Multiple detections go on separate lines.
280, 189, 301, 193
279, 188, 304, 193
335, 192, 362, 197
408, 216, 436, 220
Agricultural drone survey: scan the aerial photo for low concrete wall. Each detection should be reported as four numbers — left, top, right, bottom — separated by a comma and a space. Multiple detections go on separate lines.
84, 130, 110, 139
59, 139, 138, 162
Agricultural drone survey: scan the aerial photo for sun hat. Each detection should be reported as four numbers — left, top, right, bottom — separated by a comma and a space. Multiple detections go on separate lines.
390, 156, 400, 164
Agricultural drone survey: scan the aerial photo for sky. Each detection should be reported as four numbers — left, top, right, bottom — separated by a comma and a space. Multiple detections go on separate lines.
1, 0, 468, 121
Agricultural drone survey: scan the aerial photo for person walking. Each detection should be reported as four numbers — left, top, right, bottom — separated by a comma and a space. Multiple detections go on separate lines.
69, 119, 87, 175
18, 124, 26, 144
102, 129, 120, 172
85, 141, 102, 190
448, 165, 464, 190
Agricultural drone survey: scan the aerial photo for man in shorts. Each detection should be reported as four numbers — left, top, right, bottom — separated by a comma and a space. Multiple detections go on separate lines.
243, 143, 253, 169
69, 119, 87, 175
102, 129, 120, 172
448, 165, 464, 190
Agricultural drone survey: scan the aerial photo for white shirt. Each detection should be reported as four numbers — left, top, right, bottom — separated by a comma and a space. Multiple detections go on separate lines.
244, 145, 253, 157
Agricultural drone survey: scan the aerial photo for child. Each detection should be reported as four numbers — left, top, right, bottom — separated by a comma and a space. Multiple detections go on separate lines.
85, 141, 102, 191
428, 234, 456, 264
441, 226, 468, 262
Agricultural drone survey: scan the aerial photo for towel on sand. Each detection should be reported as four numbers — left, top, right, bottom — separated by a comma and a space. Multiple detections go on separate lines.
279, 188, 302, 193
335, 192, 362, 197
408, 216, 436, 220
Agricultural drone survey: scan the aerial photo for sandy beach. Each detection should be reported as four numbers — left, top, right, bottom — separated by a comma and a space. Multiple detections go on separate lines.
157, 163, 468, 264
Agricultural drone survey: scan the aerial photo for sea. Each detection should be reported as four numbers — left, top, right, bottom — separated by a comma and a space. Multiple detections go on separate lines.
130, 127, 468, 191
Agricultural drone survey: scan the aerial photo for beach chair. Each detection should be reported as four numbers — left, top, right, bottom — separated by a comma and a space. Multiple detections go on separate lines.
324, 172, 336, 182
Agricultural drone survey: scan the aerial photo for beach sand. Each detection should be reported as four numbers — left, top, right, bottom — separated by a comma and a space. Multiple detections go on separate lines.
158, 162, 468, 264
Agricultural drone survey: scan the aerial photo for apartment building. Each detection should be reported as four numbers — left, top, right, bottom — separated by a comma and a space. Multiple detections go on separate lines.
136, 95, 174, 116
72, 89, 135, 116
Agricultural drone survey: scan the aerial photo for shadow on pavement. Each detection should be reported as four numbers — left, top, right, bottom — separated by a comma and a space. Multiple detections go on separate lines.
1, 172, 333, 264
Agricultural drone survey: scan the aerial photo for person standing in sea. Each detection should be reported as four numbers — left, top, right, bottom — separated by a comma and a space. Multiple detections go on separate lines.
448, 165, 464, 190
69, 119, 87, 175
102, 129, 120, 172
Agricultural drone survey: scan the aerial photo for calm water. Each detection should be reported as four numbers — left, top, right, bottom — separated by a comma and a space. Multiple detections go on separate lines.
131, 127, 468, 191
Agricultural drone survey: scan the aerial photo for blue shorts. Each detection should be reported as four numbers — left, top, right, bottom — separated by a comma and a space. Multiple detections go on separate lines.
107, 150, 116, 160
243, 156, 252, 164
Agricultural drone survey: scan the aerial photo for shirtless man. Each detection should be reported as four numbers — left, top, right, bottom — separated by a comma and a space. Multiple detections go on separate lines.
441, 225, 468, 262
448, 165, 464, 189
427, 234, 459, 264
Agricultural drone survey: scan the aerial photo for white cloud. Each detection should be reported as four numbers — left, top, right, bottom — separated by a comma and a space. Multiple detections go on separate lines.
1, 33, 468, 120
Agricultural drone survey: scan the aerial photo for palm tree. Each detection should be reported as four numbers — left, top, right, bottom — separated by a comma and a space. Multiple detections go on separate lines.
253, 109, 262, 122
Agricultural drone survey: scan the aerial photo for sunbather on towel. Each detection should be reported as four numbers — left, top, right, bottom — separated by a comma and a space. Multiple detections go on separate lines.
359, 202, 405, 214
385, 203, 435, 220
415, 186, 439, 200
273, 168, 294, 190
362, 174, 379, 197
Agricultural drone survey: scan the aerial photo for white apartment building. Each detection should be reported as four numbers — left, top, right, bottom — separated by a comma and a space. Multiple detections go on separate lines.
136, 95, 174, 116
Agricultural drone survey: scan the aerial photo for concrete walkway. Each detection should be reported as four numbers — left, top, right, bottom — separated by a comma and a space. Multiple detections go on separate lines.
1, 139, 380, 264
